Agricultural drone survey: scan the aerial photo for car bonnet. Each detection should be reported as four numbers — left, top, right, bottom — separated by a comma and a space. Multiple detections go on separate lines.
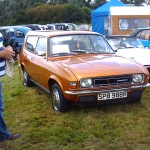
52, 54, 147, 79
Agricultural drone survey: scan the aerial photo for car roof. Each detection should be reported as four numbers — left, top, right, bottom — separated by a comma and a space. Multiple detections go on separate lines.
0, 25, 31, 31
0, 26, 31, 36
26, 30, 100, 37
0, 26, 12, 30
134, 27, 150, 30
130, 27, 150, 36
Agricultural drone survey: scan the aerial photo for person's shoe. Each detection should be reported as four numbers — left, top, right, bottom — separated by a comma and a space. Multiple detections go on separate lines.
7, 134, 21, 140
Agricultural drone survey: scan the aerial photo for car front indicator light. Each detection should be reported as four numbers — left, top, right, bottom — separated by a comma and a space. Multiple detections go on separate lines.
80, 78, 92, 88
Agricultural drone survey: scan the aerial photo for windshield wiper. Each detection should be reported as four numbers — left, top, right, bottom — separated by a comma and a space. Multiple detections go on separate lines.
87, 51, 98, 54
97, 51, 114, 54
51, 52, 77, 56
71, 50, 87, 53
118, 46, 135, 49
126, 46, 135, 48
117, 47, 126, 49
52, 52, 71, 56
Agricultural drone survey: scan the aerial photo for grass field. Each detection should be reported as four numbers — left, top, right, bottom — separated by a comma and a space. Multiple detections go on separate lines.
1, 60, 150, 150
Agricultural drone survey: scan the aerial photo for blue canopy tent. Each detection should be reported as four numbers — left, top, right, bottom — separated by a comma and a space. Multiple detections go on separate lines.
91, 0, 125, 35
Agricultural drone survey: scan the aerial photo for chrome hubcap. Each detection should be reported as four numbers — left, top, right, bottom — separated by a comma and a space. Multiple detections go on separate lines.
52, 88, 60, 111
23, 71, 27, 86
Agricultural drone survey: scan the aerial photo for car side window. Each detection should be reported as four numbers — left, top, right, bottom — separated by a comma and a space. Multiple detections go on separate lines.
138, 30, 150, 40
35, 37, 46, 55
16, 30, 24, 38
25, 36, 38, 52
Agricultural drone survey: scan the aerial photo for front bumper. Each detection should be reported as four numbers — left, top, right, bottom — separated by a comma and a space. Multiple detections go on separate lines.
65, 83, 150, 95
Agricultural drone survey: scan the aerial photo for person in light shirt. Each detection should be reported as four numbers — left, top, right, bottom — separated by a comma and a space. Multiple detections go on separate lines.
0, 33, 20, 149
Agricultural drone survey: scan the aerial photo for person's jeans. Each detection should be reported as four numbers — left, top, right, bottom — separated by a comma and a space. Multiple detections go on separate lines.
0, 81, 11, 141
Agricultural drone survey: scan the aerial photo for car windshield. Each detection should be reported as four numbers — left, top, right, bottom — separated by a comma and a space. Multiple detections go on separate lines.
108, 37, 144, 50
49, 34, 114, 56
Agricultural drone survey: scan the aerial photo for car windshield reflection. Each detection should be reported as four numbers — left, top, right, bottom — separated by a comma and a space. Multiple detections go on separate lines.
108, 37, 144, 50
49, 34, 114, 56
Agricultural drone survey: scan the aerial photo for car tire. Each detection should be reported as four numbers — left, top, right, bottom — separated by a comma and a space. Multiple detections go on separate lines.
23, 69, 32, 87
130, 95, 141, 103
51, 83, 69, 112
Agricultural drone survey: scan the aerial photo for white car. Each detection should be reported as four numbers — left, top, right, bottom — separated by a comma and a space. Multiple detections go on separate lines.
107, 36, 150, 73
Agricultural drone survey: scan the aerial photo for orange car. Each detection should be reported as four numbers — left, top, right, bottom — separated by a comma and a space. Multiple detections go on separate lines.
18, 30, 150, 112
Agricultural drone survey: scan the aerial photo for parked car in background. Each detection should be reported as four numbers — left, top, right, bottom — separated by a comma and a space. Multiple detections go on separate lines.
42, 25, 48, 30
23, 24, 43, 30
107, 36, 150, 76
130, 27, 150, 49
0, 26, 31, 47
78, 24, 90, 31
0, 25, 31, 56
47, 24, 56, 30
64, 23, 78, 31
18, 30, 150, 112
47, 23, 78, 31
89, 26, 92, 31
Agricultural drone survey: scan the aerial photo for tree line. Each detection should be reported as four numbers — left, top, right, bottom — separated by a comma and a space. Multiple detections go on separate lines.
0, 0, 146, 26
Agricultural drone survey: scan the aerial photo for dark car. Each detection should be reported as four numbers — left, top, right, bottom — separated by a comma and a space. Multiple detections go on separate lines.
130, 28, 150, 49
23, 24, 43, 30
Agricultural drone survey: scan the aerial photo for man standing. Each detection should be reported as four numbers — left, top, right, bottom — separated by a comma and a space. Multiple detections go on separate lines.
0, 33, 20, 148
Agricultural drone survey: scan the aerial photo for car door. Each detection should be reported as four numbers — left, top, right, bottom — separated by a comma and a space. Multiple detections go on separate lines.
30, 36, 50, 90
23, 36, 39, 79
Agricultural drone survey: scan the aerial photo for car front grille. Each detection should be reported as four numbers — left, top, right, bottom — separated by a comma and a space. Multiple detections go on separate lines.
93, 75, 132, 87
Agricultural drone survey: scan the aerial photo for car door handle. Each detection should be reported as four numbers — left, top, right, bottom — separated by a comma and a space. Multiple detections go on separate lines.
31, 57, 34, 61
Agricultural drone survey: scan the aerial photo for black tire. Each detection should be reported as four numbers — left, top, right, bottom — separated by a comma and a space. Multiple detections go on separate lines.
23, 69, 32, 87
50, 83, 69, 112
130, 95, 141, 103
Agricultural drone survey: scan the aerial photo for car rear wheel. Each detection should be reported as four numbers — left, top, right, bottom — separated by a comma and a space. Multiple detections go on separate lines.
51, 83, 69, 112
23, 69, 32, 87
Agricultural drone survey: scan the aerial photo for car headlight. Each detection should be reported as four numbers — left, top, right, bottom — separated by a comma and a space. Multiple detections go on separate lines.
132, 74, 143, 83
80, 79, 92, 88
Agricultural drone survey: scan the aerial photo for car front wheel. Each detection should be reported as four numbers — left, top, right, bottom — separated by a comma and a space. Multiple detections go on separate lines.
23, 69, 32, 87
51, 83, 69, 112
130, 96, 141, 103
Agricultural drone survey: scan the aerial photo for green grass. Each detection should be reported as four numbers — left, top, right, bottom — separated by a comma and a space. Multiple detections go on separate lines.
1, 61, 150, 150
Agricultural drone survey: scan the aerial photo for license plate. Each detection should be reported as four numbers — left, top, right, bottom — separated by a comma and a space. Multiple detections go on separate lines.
98, 90, 127, 100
